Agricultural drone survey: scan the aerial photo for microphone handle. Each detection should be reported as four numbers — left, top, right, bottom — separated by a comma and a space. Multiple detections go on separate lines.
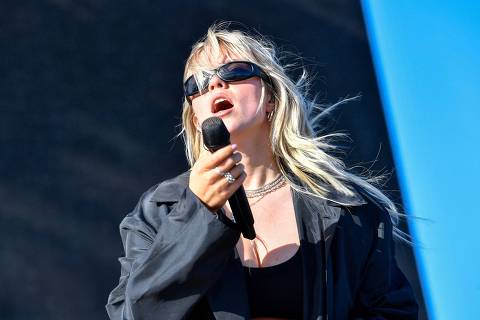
206, 143, 256, 239
228, 186, 256, 240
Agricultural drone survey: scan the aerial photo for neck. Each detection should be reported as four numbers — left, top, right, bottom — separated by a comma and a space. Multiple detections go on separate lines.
231, 125, 280, 189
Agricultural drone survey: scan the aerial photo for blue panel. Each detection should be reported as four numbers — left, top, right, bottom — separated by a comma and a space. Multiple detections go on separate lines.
361, 1, 480, 319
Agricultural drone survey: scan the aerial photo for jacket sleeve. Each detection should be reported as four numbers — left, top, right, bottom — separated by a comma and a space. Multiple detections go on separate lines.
105, 185, 240, 320
351, 205, 419, 320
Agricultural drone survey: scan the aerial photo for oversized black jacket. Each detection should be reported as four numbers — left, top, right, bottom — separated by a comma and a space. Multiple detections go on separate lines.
106, 172, 418, 319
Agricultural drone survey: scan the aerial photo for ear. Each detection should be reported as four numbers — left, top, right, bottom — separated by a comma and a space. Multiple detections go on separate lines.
266, 91, 276, 113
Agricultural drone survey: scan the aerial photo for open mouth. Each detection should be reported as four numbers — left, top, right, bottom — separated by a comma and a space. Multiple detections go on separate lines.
212, 98, 234, 113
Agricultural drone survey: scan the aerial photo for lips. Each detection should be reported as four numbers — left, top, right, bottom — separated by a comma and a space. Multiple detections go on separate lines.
212, 97, 234, 113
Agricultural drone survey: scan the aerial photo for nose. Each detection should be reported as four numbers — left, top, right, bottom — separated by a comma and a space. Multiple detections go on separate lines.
208, 75, 227, 92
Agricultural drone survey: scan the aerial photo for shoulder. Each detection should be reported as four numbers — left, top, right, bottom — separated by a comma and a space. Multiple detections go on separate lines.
132, 171, 191, 207
353, 187, 394, 228
146, 171, 191, 204
343, 186, 395, 245
329, 189, 395, 268
312, 178, 394, 237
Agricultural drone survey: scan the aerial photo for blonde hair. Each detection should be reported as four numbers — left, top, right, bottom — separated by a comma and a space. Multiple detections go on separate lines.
180, 22, 409, 242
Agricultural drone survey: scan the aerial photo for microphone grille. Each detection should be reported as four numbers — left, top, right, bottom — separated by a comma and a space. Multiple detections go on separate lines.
202, 117, 230, 151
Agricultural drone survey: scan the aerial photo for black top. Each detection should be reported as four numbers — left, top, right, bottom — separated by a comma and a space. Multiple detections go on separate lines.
243, 248, 303, 319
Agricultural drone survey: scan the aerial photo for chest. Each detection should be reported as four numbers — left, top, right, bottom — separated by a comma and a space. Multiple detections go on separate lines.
207, 195, 373, 320
224, 187, 300, 268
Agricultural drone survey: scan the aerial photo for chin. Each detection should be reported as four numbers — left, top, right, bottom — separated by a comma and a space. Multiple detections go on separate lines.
221, 115, 265, 138
222, 118, 240, 134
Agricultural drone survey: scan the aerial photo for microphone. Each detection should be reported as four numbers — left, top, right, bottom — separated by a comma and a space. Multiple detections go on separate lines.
201, 117, 256, 240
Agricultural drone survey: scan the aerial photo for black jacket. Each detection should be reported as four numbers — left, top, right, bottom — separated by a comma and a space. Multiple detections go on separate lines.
106, 172, 418, 319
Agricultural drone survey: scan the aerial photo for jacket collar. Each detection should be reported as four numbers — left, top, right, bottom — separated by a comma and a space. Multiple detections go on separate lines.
149, 171, 191, 203
289, 182, 365, 320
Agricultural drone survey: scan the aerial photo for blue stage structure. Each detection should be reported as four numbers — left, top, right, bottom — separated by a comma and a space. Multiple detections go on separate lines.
362, 1, 480, 319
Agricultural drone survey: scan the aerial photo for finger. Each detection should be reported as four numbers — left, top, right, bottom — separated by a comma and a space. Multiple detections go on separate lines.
225, 171, 247, 194
216, 166, 245, 191
232, 152, 242, 163
216, 152, 242, 173
212, 162, 244, 188
228, 163, 245, 179
204, 144, 237, 169
195, 144, 221, 171
197, 145, 210, 160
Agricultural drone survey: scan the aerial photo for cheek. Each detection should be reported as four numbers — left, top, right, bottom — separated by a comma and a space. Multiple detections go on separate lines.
191, 100, 210, 122
237, 86, 264, 113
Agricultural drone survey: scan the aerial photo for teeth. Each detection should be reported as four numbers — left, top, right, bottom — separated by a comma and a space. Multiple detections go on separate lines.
213, 97, 232, 113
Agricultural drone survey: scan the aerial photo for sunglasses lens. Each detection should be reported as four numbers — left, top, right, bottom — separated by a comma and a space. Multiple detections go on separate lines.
184, 62, 264, 99
184, 75, 199, 96
219, 62, 254, 81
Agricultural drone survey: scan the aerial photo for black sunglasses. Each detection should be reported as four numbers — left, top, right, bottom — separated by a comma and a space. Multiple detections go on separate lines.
183, 61, 270, 100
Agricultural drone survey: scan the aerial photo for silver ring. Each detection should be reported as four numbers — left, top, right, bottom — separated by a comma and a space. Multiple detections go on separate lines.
223, 171, 236, 184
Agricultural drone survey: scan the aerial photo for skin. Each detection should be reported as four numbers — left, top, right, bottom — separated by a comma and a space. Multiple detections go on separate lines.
187, 55, 301, 320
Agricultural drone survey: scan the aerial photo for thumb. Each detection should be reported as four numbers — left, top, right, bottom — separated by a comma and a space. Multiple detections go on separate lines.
198, 144, 211, 161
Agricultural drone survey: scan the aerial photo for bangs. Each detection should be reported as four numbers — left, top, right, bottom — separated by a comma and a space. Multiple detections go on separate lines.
184, 33, 258, 82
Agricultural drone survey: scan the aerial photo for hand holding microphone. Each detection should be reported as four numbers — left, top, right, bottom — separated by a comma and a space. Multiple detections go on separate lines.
189, 142, 246, 212
188, 117, 256, 239
201, 117, 256, 239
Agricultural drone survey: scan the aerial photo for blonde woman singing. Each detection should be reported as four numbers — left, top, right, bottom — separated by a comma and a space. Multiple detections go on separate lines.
106, 23, 418, 320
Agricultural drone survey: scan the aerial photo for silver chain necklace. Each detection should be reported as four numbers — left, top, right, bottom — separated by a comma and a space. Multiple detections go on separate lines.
245, 174, 286, 199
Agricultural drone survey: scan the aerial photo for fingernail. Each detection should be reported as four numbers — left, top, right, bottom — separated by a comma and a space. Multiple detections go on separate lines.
231, 144, 237, 150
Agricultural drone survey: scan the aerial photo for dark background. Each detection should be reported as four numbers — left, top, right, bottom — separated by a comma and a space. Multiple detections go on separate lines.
1, 1, 426, 319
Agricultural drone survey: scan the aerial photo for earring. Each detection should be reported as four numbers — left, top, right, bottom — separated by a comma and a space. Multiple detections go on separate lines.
267, 109, 275, 122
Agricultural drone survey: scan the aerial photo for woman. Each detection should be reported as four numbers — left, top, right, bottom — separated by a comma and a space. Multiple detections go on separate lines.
106, 23, 418, 320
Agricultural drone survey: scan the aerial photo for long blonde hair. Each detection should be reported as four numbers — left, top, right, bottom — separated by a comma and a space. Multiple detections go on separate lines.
180, 22, 409, 242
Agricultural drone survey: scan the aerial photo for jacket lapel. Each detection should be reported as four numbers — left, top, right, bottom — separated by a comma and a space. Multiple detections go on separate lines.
291, 189, 325, 320
291, 186, 366, 320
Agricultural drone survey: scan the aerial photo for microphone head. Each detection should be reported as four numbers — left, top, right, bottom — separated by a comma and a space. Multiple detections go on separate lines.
202, 117, 230, 151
